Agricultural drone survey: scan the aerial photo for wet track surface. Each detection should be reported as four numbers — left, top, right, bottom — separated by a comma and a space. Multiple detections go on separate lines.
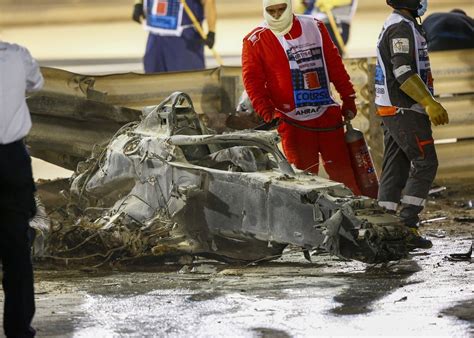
2, 236, 471, 337
1, 2, 473, 336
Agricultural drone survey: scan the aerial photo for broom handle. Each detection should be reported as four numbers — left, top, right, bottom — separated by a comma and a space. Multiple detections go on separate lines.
319, 3, 347, 56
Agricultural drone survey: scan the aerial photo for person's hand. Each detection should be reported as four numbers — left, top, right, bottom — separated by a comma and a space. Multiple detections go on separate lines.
261, 108, 283, 123
261, 109, 275, 123
341, 97, 357, 120
400, 74, 448, 126
425, 99, 449, 126
205, 32, 215, 49
132, 3, 145, 24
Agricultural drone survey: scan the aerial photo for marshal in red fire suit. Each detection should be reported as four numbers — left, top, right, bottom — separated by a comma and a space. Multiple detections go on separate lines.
242, 14, 361, 195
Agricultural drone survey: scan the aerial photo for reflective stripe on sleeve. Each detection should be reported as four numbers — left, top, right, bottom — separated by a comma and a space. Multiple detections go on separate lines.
394, 65, 412, 79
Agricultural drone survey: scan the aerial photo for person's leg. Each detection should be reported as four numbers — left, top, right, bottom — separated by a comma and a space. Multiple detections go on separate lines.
175, 29, 205, 71
312, 108, 360, 194
379, 111, 436, 248
0, 141, 36, 337
340, 22, 350, 45
319, 127, 361, 195
144, 29, 205, 73
1, 211, 36, 338
398, 112, 438, 227
157, 29, 205, 73
378, 119, 410, 212
144, 33, 167, 73
278, 121, 320, 174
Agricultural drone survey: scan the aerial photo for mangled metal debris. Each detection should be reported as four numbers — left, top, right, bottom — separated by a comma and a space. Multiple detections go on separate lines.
446, 244, 472, 262
34, 92, 410, 265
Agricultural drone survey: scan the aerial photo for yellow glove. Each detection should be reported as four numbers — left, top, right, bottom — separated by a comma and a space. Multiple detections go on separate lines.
424, 99, 449, 126
400, 74, 449, 126
316, 0, 352, 10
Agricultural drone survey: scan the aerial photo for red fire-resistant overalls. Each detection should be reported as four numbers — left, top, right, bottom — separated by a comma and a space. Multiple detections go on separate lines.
242, 15, 361, 195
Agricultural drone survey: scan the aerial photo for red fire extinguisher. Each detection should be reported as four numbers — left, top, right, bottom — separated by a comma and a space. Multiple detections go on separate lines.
345, 121, 379, 199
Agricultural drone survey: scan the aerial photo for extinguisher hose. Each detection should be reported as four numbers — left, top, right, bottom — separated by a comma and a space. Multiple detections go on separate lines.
280, 117, 345, 132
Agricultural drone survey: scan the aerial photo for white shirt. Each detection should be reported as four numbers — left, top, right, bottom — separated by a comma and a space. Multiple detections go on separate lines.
0, 41, 44, 144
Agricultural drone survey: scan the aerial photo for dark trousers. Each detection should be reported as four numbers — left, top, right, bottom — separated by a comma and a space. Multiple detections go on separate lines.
378, 110, 438, 227
0, 140, 36, 337
144, 28, 205, 73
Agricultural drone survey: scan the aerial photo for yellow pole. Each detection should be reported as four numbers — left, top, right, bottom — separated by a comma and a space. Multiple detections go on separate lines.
179, 0, 224, 66
318, 3, 347, 56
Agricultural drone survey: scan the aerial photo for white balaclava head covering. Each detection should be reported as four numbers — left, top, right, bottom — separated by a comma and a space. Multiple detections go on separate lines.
263, 0, 293, 36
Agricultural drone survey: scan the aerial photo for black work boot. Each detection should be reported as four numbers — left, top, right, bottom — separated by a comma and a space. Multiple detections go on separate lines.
406, 227, 433, 249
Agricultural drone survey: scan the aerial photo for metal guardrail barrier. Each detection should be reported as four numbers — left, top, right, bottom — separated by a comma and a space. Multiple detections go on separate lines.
28, 50, 473, 179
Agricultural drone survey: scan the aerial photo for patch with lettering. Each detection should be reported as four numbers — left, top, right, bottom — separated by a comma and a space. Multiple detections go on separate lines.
392, 38, 410, 54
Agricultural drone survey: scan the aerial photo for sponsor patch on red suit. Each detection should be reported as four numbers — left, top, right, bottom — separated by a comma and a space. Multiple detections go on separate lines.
304, 71, 321, 89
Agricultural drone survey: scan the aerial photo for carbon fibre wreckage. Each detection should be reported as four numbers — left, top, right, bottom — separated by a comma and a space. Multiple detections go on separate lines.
36, 92, 410, 265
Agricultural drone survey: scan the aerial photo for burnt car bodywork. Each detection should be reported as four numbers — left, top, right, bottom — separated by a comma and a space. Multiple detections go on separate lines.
39, 92, 409, 264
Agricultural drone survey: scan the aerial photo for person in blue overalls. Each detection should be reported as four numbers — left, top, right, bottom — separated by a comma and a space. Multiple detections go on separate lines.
132, 0, 216, 73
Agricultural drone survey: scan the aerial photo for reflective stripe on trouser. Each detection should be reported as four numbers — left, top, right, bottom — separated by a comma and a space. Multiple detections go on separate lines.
378, 201, 398, 211
378, 109, 438, 227
401, 195, 426, 206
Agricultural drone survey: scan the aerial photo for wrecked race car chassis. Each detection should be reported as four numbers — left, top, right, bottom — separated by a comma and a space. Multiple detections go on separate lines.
44, 92, 409, 264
